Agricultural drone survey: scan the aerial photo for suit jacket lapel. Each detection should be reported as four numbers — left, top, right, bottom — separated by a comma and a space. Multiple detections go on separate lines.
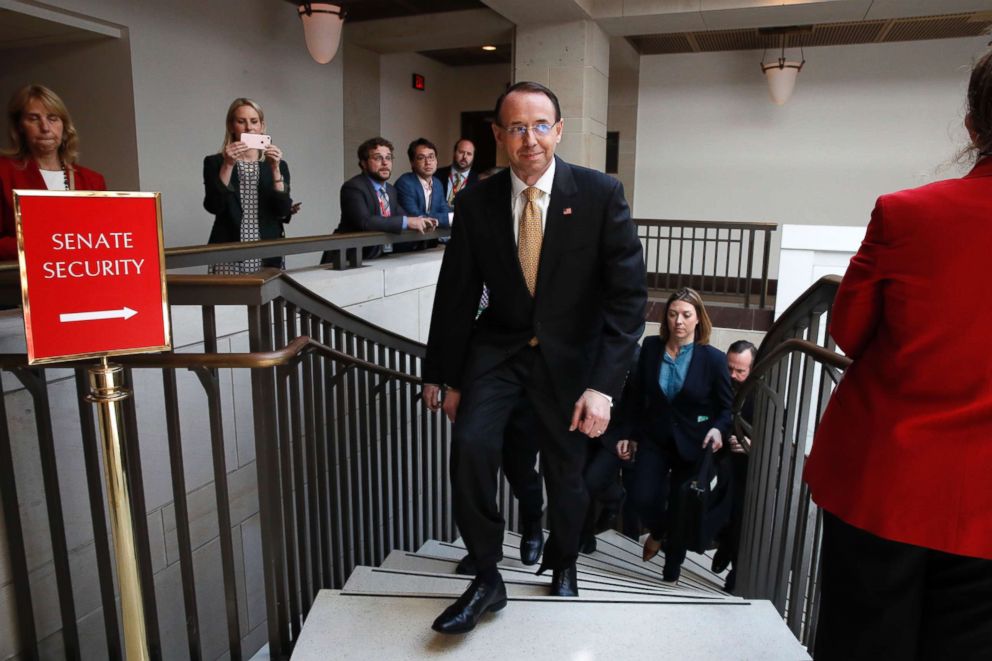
535, 157, 578, 297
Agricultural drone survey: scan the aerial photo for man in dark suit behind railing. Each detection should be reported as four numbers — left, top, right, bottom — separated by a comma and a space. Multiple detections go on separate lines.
322, 137, 435, 263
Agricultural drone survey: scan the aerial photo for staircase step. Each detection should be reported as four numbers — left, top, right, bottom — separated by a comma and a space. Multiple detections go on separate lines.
292, 590, 810, 660
447, 532, 725, 596
595, 529, 729, 591
380, 550, 712, 597
345, 565, 739, 603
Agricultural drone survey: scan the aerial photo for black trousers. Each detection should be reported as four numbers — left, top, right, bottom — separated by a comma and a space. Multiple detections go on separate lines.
501, 399, 544, 524
628, 440, 695, 572
718, 453, 748, 562
815, 511, 992, 661
451, 347, 588, 572
582, 443, 625, 536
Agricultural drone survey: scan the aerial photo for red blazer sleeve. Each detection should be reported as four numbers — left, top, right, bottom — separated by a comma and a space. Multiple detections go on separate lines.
829, 198, 887, 360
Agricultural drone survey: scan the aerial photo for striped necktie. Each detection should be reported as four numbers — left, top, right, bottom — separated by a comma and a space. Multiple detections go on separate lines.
377, 187, 391, 216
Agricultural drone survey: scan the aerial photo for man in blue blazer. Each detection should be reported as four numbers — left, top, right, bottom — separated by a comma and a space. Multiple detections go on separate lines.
395, 138, 451, 245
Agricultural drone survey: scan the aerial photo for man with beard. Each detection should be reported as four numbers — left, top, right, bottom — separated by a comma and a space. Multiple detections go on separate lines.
324, 137, 435, 261
436, 138, 478, 206
712, 339, 757, 592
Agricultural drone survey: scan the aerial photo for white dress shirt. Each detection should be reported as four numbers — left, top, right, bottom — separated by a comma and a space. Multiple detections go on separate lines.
509, 158, 556, 244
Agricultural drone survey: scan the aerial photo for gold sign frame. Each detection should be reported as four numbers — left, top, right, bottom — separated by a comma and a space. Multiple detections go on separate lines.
13, 189, 172, 365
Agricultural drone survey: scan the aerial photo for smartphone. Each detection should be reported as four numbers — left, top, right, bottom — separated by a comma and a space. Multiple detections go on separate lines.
240, 133, 272, 150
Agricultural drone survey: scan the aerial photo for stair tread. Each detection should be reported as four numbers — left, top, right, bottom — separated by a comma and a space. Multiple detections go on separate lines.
380, 550, 703, 595
292, 589, 810, 660
345, 565, 739, 602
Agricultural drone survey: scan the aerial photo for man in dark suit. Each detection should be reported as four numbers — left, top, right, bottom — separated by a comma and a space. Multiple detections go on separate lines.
712, 339, 757, 592
395, 138, 451, 247
435, 138, 479, 206
323, 137, 435, 262
422, 82, 646, 634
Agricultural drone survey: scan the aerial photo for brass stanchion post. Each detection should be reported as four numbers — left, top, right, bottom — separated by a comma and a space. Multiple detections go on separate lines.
88, 357, 150, 661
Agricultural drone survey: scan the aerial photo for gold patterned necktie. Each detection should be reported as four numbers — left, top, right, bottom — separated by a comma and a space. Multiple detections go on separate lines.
518, 186, 543, 296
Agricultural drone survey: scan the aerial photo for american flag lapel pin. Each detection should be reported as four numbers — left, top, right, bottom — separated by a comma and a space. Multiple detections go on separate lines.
563, 207, 573, 215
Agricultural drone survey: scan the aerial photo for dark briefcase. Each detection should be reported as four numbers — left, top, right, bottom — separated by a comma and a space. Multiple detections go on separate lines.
673, 447, 734, 554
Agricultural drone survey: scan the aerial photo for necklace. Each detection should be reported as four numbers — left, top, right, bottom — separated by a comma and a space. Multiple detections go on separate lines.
60, 161, 71, 190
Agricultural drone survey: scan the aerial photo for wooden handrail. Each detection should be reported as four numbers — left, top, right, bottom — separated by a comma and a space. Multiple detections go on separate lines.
732, 337, 850, 451
0, 335, 421, 383
756, 274, 841, 361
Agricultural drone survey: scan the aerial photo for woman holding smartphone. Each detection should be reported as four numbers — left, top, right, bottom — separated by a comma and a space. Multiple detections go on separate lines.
203, 97, 293, 274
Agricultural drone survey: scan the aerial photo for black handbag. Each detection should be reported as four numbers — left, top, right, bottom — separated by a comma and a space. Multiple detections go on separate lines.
672, 446, 734, 554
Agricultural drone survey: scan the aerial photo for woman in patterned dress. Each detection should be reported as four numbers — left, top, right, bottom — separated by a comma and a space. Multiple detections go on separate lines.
203, 98, 293, 274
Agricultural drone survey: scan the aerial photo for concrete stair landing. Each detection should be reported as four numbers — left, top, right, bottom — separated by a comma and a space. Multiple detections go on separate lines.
291, 529, 811, 660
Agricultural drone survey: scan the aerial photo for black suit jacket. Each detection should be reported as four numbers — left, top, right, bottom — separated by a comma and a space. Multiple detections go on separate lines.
331, 173, 410, 260
424, 157, 647, 418
628, 336, 733, 462
436, 165, 480, 202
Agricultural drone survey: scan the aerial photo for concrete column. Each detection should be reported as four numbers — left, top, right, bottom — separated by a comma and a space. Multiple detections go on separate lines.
608, 36, 640, 207
513, 20, 609, 170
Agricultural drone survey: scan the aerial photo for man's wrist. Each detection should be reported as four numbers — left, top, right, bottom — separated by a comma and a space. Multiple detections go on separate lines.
584, 388, 613, 407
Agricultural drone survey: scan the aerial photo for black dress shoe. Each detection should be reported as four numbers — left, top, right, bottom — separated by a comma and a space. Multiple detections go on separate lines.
519, 518, 544, 566
432, 575, 508, 634
723, 567, 737, 593
711, 547, 730, 574
455, 555, 477, 576
579, 533, 597, 554
549, 564, 579, 597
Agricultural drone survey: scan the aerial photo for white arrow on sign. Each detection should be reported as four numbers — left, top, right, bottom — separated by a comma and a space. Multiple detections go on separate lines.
59, 307, 138, 323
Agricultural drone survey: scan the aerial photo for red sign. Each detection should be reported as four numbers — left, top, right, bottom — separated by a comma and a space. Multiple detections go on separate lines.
14, 191, 171, 364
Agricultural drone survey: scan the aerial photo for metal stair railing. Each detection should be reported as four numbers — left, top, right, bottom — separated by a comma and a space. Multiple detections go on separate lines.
0, 267, 539, 660
733, 275, 851, 650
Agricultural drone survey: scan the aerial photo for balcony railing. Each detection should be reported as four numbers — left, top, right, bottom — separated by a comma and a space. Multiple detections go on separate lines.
635, 219, 777, 308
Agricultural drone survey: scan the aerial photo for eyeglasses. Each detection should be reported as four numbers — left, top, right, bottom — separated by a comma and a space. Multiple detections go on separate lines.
414, 154, 437, 162
500, 122, 557, 139
368, 154, 394, 163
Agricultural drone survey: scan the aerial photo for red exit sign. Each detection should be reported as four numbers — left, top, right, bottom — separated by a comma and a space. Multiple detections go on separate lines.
412, 73, 425, 91
14, 191, 171, 364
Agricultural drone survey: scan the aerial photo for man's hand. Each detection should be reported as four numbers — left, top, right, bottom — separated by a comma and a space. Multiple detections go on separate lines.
422, 383, 442, 411
442, 388, 460, 423
728, 434, 749, 454
616, 439, 637, 461
703, 427, 723, 452
407, 216, 437, 233
569, 390, 611, 438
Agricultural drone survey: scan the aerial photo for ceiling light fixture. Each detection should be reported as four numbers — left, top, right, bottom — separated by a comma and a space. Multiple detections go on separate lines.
292, 1, 347, 64
482, 45, 497, 51
759, 26, 810, 106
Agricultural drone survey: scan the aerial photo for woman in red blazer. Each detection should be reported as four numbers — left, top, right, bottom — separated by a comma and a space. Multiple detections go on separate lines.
804, 50, 992, 660
0, 84, 106, 261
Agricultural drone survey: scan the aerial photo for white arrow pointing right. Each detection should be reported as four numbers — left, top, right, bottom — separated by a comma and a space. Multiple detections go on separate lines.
59, 307, 138, 323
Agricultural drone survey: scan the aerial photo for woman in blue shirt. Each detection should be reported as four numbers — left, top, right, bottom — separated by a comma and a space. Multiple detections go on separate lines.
624, 288, 732, 582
